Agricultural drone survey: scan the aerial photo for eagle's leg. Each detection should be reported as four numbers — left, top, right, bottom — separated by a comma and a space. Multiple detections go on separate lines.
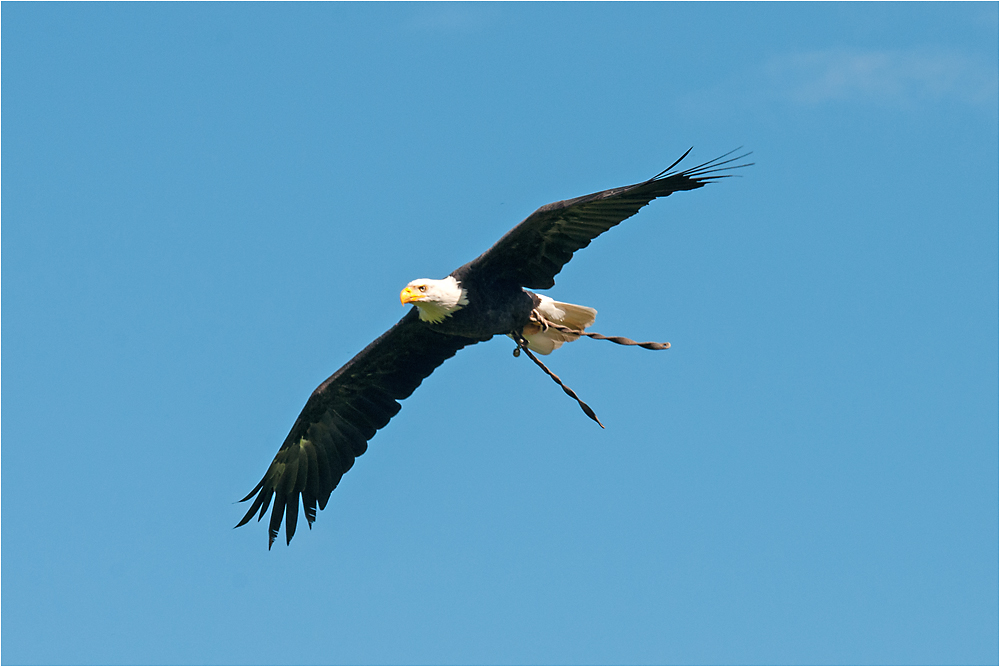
529, 308, 550, 332
511, 330, 605, 429
511, 308, 550, 357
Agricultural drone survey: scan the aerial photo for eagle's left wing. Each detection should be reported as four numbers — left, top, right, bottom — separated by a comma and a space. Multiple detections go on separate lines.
458, 149, 750, 290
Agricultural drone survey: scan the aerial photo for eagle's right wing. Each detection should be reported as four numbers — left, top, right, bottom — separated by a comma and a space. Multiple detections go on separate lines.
237, 308, 479, 548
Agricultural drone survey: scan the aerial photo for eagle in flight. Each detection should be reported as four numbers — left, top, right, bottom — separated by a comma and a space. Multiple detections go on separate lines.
237, 148, 750, 547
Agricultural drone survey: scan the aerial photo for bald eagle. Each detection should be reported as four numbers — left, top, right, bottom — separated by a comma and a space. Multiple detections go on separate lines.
237, 149, 749, 547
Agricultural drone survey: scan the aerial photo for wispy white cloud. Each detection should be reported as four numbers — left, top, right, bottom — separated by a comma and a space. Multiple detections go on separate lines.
677, 47, 996, 114
401, 5, 496, 34
766, 48, 996, 106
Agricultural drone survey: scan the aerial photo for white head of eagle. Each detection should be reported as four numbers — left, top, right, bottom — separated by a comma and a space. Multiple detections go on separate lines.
399, 276, 469, 323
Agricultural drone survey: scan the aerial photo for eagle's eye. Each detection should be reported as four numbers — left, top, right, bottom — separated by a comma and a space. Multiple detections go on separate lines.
418, 285, 427, 292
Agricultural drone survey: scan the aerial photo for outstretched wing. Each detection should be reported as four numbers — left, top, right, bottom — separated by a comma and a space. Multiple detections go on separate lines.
237, 309, 479, 548
459, 149, 751, 290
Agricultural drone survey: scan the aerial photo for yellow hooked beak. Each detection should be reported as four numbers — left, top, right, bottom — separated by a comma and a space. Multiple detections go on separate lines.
400, 286, 421, 305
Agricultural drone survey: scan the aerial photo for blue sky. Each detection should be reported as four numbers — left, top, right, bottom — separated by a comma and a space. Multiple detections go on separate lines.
2, 3, 996, 664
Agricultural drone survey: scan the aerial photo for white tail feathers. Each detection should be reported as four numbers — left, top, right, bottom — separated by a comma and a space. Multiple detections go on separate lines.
522, 296, 597, 355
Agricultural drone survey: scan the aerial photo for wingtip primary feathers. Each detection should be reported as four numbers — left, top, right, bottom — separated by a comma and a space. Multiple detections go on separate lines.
653, 147, 754, 184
